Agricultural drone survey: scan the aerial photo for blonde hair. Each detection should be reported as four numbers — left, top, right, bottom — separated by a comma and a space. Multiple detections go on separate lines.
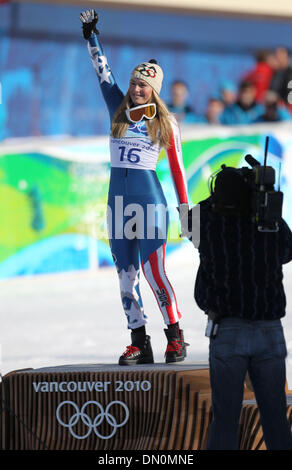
111, 90, 173, 149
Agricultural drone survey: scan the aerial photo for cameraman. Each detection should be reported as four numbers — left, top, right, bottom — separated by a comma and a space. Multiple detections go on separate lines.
188, 166, 292, 450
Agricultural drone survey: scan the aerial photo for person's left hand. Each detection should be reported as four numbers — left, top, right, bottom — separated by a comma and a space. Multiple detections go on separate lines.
179, 203, 189, 238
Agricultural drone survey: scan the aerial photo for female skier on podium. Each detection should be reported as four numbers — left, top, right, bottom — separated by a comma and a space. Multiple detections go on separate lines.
80, 10, 189, 365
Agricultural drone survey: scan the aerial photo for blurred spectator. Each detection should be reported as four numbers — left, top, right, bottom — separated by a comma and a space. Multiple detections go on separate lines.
205, 97, 224, 124
168, 80, 206, 124
242, 49, 275, 103
269, 47, 292, 106
219, 80, 237, 107
254, 90, 291, 123
219, 81, 264, 125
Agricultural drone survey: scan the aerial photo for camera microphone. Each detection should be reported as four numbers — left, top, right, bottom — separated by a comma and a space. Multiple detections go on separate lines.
245, 154, 260, 168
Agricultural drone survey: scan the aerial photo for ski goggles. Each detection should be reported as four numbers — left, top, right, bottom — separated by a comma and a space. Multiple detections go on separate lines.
125, 103, 156, 123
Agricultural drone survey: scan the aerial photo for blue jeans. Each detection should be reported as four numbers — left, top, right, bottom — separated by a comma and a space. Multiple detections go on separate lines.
207, 317, 292, 450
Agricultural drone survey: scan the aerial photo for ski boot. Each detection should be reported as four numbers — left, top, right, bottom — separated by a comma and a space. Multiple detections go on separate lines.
164, 324, 189, 363
119, 328, 154, 366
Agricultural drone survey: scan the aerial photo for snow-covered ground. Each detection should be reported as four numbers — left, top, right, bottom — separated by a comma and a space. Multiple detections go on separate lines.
1, 242, 292, 391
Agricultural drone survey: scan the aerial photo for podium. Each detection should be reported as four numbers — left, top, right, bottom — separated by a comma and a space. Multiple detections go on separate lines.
1, 363, 213, 451
1, 362, 290, 450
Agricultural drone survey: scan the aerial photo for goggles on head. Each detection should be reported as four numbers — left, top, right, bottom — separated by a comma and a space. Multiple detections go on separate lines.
125, 103, 156, 123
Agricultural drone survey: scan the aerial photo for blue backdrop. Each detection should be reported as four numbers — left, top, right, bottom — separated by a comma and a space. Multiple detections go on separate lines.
1, 2, 292, 139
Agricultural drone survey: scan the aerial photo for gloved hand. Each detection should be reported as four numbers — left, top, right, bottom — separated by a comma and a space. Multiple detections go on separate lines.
80, 9, 99, 39
178, 203, 190, 238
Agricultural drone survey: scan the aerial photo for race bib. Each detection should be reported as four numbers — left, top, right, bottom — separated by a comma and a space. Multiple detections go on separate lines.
110, 137, 160, 170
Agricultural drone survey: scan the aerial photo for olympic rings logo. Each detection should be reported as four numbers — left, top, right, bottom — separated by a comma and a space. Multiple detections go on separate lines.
56, 400, 129, 440
137, 64, 157, 78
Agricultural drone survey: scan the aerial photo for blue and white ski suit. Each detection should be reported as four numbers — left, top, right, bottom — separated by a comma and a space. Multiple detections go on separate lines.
86, 34, 189, 329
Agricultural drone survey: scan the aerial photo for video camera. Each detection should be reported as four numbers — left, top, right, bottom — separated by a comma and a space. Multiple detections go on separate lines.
212, 136, 283, 232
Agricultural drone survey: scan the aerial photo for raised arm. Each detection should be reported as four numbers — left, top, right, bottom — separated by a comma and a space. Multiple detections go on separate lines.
80, 9, 124, 120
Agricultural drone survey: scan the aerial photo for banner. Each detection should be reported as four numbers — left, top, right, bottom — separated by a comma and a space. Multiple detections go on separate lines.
0, 122, 291, 279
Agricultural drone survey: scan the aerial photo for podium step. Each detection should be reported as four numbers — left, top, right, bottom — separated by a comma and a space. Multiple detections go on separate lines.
1, 362, 212, 451
1, 362, 290, 450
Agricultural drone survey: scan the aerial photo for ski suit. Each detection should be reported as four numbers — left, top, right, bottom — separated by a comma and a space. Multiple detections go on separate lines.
86, 34, 188, 329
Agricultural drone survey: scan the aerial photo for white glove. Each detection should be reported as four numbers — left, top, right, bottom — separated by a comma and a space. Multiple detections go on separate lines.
179, 203, 189, 238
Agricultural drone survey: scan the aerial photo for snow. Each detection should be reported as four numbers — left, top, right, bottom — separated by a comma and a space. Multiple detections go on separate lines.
1, 242, 292, 391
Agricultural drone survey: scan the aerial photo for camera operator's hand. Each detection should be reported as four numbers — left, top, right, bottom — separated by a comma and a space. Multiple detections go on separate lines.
179, 203, 189, 238
80, 9, 99, 39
